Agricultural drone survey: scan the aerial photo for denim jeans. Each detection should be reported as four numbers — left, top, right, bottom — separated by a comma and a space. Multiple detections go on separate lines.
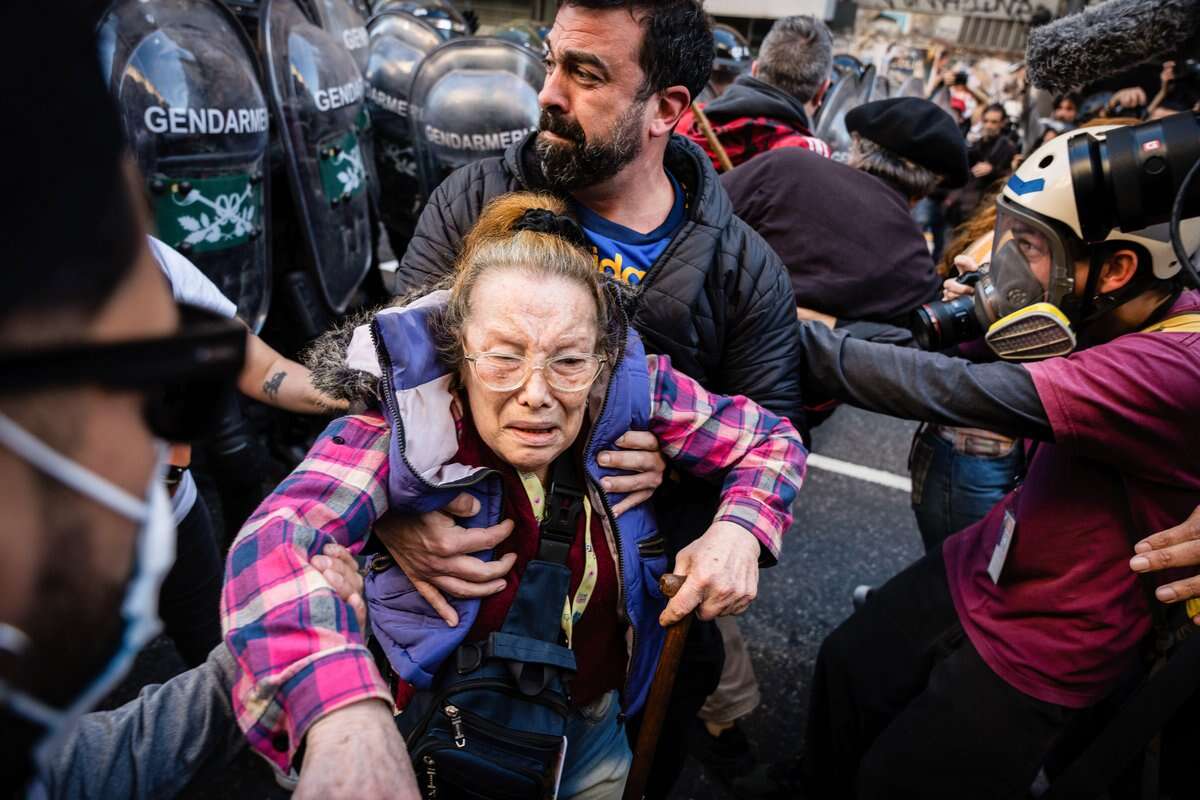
912, 196, 947, 264
909, 426, 1023, 552
559, 691, 633, 800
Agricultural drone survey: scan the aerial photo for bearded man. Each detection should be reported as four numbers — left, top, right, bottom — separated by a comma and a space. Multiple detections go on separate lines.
378, 1, 805, 794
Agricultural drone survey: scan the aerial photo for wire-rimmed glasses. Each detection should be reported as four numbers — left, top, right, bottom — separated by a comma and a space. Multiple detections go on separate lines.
464, 351, 607, 393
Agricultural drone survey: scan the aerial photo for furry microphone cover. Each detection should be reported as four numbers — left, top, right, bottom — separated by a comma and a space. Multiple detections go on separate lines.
1026, 0, 1200, 94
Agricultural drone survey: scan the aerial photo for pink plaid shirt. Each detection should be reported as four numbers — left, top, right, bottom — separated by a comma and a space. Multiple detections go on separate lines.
222, 354, 805, 770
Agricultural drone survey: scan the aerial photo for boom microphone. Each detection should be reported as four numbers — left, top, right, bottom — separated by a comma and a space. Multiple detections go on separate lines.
1026, 0, 1200, 94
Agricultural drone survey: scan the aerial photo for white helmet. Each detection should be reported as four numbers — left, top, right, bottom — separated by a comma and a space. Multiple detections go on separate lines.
1001, 125, 1200, 283
966, 124, 1200, 361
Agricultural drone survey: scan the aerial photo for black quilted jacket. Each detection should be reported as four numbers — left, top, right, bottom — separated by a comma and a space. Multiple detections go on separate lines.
393, 132, 803, 557
394, 132, 804, 432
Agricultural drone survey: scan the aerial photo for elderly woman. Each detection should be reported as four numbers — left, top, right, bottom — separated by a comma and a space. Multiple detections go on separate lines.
222, 193, 805, 799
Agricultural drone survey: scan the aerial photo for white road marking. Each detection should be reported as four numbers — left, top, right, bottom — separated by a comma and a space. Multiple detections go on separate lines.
380, 259, 399, 273
806, 453, 912, 493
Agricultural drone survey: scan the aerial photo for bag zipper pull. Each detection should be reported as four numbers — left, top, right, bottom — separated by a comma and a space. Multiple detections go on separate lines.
422, 754, 438, 797
445, 705, 467, 748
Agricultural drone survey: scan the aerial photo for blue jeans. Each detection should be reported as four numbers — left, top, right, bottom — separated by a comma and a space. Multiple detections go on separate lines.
558, 691, 632, 800
909, 426, 1023, 552
912, 196, 946, 264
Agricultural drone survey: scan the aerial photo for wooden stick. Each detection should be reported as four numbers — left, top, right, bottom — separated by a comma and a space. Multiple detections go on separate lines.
690, 102, 735, 174
622, 574, 693, 800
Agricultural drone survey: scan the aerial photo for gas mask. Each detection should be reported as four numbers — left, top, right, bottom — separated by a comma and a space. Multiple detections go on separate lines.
0, 413, 176, 779
973, 199, 1082, 361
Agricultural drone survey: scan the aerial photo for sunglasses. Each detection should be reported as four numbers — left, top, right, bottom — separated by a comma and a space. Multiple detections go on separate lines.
0, 304, 246, 442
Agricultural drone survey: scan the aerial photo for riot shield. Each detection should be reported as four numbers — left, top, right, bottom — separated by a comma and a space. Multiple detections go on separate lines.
311, 0, 379, 211
312, 0, 371, 73
99, 0, 272, 332
410, 37, 544, 199
869, 73, 892, 103
815, 68, 868, 162
261, 0, 373, 314
366, 10, 442, 248
898, 76, 925, 98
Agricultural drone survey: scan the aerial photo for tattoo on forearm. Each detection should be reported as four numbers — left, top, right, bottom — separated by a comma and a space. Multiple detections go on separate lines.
263, 371, 286, 400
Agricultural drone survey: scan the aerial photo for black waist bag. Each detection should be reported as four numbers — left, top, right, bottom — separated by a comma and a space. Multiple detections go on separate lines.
396, 456, 584, 800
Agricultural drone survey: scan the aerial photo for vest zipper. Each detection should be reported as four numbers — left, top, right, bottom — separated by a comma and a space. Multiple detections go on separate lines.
445, 704, 467, 748
422, 754, 438, 797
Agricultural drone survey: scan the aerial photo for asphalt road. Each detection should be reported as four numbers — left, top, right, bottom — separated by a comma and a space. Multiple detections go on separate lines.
672, 407, 923, 799
97, 405, 922, 799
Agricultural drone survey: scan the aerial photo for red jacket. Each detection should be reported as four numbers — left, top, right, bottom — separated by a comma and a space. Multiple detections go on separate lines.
679, 74, 830, 171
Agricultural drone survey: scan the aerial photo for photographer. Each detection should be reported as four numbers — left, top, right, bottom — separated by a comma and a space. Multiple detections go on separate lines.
736, 121, 1200, 798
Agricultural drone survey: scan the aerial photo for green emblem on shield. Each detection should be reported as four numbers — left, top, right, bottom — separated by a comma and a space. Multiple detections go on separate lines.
318, 130, 368, 204
153, 173, 262, 255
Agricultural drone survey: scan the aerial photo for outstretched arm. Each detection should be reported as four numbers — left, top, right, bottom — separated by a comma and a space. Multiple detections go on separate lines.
646, 355, 807, 624
797, 321, 1053, 440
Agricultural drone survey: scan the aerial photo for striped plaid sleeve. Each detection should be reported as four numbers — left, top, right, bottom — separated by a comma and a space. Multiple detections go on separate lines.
221, 412, 393, 772
645, 354, 807, 564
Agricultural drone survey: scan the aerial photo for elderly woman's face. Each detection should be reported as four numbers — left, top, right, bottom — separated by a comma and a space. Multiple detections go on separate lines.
461, 268, 600, 479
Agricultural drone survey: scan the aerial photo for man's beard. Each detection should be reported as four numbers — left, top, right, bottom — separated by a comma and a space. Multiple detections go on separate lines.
8, 479, 130, 709
535, 100, 646, 191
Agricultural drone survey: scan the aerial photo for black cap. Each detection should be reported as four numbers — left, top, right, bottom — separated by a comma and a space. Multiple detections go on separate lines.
846, 97, 970, 189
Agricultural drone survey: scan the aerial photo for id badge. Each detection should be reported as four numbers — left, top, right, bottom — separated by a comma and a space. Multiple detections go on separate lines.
987, 511, 1016, 584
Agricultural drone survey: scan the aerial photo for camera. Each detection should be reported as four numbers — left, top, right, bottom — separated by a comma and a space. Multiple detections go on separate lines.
1069, 112, 1200, 242
910, 273, 982, 351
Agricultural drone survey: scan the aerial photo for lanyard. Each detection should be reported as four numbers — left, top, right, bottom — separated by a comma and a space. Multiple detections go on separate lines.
518, 471, 598, 648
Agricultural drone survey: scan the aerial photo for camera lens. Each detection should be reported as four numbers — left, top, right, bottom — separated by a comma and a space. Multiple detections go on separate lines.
911, 295, 983, 351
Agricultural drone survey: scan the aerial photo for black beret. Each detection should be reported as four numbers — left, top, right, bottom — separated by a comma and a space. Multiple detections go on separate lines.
845, 97, 970, 189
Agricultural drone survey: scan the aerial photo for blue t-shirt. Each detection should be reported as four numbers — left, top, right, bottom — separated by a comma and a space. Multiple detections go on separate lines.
573, 173, 686, 289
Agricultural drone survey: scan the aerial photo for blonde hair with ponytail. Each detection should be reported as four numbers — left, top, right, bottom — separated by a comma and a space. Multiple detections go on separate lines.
435, 192, 616, 372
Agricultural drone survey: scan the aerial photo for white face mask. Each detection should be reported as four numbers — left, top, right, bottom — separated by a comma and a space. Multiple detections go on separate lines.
0, 412, 176, 777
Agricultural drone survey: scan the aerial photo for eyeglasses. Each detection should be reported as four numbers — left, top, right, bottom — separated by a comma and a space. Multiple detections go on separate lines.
0, 303, 246, 442
464, 351, 607, 393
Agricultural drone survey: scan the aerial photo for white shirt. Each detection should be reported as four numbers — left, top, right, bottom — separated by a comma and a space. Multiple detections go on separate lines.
148, 236, 239, 522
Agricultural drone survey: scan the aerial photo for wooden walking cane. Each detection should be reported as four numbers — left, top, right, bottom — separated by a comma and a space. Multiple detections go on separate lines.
622, 574, 693, 800
690, 102, 734, 174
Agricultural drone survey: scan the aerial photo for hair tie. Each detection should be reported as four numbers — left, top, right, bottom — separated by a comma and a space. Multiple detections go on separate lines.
513, 208, 588, 249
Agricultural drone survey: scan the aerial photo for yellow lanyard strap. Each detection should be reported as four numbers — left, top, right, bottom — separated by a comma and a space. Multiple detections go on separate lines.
518, 472, 598, 648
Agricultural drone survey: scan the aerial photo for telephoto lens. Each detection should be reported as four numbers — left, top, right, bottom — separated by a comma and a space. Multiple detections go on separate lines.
910, 272, 983, 350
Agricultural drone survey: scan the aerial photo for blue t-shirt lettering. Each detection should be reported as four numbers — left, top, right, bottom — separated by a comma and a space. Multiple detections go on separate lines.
573, 174, 686, 289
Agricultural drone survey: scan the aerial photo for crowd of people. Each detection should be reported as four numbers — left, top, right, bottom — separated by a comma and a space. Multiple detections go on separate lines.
4, 1, 1200, 800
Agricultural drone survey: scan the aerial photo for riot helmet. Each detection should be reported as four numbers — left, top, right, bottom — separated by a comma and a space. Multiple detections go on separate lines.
712, 24, 751, 75
99, 0, 272, 332
374, 0, 469, 40
492, 20, 547, 54
365, 9, 441, 245
410, 37, 544, 199
261, 0, 374, 314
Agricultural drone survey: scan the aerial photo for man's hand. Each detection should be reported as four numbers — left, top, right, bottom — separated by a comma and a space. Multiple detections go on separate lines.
295, 700, 419, 799
374, 494, 516, 628
942, 255, 981, 302
1110, 86, 1148, 110
796, 306, 838, 330
1130, 505, 1200, 622
1161, 61, 1176, 87
659, 521, 760, 626
311, 543, 367, 631
970, 161, 994, 179
598, 431, 667, 518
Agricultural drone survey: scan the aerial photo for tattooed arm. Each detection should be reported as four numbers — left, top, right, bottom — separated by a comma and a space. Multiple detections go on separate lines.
238, 329, 349, 414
